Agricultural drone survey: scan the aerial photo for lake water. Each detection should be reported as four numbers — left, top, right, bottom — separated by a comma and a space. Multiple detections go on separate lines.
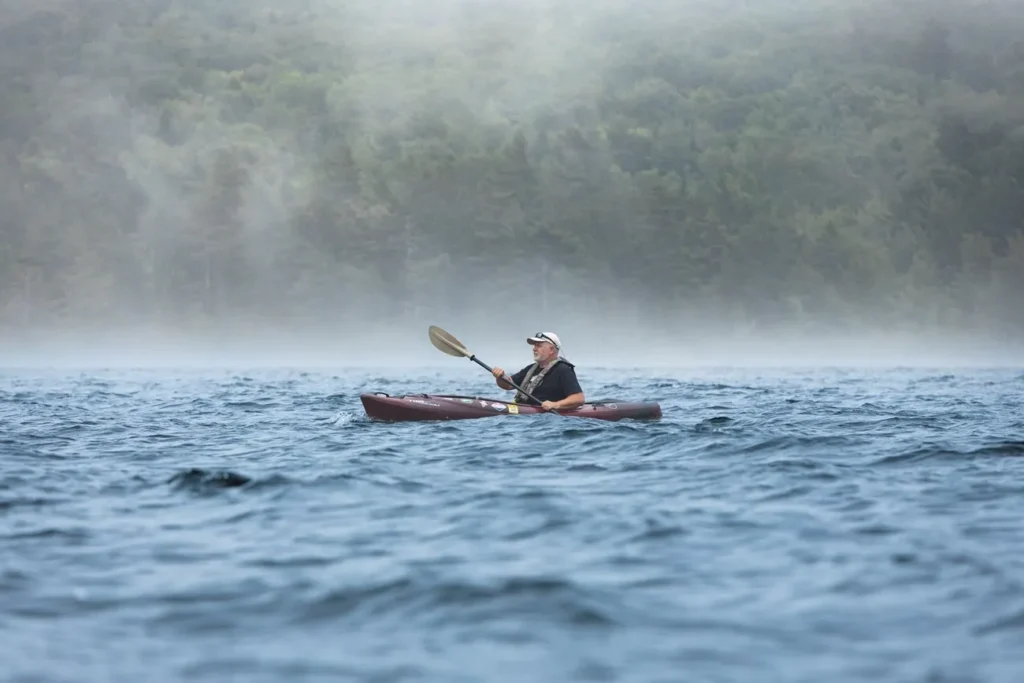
2, 366, 1023, 682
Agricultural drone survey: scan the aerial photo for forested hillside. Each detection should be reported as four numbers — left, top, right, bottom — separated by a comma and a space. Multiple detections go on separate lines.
2, 0, 1023, 342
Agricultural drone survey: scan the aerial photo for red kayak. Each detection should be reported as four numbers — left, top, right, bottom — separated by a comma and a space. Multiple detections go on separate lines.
360, 392, 662, 422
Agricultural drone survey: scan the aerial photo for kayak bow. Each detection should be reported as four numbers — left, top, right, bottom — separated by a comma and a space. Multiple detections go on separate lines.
360, 393, 662, 422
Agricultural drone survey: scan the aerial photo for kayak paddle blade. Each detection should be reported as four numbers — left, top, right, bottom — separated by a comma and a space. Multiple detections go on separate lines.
428, 325, 471, 358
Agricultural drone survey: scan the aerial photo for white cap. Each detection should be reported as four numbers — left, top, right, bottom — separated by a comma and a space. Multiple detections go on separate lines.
527, 332, 561, 349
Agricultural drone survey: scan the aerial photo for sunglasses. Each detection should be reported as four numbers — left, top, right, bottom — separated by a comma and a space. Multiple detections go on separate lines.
533, 333, 557, 346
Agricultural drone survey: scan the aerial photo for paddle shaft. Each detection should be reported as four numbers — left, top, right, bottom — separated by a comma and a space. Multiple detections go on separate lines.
466, 354, 544, 406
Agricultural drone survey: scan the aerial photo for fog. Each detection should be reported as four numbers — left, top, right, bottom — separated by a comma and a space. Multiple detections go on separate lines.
2, 0, 1023, 370
2, 314, 1020, 371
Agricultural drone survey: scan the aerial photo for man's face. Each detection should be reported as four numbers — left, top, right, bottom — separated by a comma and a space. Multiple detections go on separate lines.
531, 341, 556, 362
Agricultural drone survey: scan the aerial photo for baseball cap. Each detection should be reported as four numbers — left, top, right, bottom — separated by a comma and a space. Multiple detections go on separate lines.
527, 332, 561, 349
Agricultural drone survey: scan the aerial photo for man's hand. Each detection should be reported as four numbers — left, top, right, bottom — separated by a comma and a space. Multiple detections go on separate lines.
492, 367, 513, 390
541, 401, 558, 411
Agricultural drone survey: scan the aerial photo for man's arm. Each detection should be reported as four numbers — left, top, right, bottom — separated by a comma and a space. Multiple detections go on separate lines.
494, 366, 526, 390
543, 366, 585, 410
547, 392, 585, 410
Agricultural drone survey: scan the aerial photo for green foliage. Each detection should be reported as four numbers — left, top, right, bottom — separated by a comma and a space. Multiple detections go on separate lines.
1, 0, 1023, 337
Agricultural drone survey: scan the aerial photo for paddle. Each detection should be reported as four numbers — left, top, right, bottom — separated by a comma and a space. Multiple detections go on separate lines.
428, 325, 544, 406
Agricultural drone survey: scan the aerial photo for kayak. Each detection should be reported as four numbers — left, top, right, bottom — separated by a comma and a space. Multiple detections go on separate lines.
360, 392, 662, 422
360, 393, 662, 422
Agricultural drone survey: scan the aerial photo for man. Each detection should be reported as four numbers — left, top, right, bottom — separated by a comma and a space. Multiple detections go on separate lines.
491, 332, 585, 411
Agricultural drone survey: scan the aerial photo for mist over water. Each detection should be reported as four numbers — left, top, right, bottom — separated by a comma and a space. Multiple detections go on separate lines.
1, 323, 1022, 372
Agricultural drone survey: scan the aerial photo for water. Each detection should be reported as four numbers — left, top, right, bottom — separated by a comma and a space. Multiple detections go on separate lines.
2, 365, 1023, 683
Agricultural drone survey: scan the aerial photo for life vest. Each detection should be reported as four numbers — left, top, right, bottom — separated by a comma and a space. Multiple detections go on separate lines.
514, 357, 566, 404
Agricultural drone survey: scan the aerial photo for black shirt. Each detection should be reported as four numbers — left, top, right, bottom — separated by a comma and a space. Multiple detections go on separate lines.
510, 360, 583, 405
